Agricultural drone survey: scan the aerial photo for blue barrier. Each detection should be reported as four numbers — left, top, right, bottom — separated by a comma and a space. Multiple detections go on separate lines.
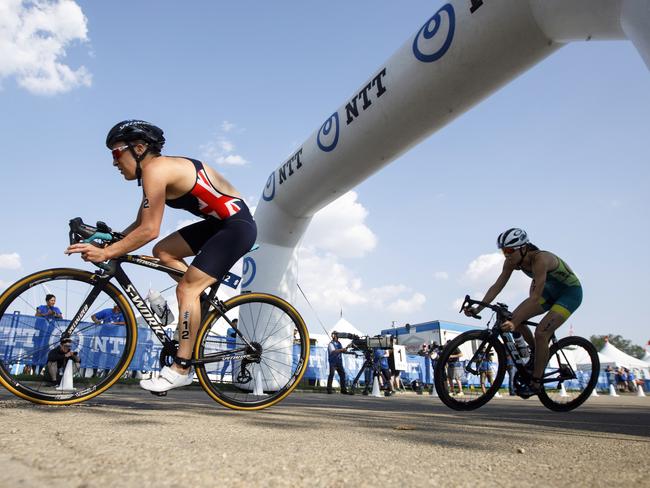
0, 314, 628, 391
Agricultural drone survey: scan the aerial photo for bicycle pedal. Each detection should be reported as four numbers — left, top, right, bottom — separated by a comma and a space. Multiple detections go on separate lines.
150, 391, 168, 397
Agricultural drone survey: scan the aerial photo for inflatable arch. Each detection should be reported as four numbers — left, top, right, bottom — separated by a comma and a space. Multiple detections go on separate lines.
245, 0, 649, 301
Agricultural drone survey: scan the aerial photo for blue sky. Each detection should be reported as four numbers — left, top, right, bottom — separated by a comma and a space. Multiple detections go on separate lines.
0, 1, 648, 347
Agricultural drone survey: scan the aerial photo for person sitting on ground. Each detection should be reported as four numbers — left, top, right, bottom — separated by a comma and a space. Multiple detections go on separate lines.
464, 228, 583, 396
46, 338, 81, 385
35, 294, 63, 319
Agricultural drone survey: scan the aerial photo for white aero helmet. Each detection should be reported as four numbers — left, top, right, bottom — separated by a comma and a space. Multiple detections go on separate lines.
496, 228, 529, 249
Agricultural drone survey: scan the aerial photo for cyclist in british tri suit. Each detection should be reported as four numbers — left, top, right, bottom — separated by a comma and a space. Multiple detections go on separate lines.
463, 228, 582, 395
65, 120, 257, 392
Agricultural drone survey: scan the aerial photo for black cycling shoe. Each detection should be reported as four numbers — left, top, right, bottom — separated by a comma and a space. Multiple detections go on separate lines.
516, 380, 541, 399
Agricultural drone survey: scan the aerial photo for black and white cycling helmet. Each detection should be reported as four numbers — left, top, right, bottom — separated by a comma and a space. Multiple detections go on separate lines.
496, 228, 529, 249
105, 120, 165, 149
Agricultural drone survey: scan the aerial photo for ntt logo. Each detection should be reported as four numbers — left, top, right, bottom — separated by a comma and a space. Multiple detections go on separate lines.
317, 112, 340, 152
242, 257, 256, 288
262, 172, 276, 201
413, 3, 455, 63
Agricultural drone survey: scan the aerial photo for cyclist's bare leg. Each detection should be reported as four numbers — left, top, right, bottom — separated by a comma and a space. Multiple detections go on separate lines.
152, 232, 194, 283
531, 310, 566, 384
511, 302, 545, 347
172, 265, 217, 373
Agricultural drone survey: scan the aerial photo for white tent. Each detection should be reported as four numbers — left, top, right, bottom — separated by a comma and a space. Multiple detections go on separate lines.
569, 347, 619, 371
328, 317, 365, 347
600, 340, 650, 370
642, 348, 650, 363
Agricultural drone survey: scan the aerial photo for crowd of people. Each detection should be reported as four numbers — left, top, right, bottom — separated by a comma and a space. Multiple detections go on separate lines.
606, 365, 643, 393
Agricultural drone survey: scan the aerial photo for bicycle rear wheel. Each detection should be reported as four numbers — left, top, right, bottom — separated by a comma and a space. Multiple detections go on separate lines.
0, 268, 137, 404
434, 330, 506, 411
194, 292, 309, 410
538, 336, 600, 412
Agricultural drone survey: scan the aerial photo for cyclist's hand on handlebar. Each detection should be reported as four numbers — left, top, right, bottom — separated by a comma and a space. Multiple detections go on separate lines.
463, 305, 481, 318
500, 320, 515, 332
65, 242, 109, 263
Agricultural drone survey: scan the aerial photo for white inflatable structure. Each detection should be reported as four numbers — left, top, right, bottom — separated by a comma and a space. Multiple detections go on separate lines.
240, 1, 649, 389
244, 0, 649, 300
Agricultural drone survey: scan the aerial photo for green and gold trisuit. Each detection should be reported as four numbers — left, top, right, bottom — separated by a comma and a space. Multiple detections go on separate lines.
521, 252, 582, 319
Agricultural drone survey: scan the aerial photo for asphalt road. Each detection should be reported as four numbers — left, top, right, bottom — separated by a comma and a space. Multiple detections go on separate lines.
0, 387, 647, 488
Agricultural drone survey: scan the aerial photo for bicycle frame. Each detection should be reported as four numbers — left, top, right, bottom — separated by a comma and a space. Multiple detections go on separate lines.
60, 255, 255, 365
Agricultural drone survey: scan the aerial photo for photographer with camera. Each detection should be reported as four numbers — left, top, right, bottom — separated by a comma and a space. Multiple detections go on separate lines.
327, 332, 350, 394
46, 338, 81, 386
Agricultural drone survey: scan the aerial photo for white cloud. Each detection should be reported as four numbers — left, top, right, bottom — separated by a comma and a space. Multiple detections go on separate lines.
463, 252, 504, 283
434, 271, 449, 280
458, 252, 530, 308
387, 292, 426, 314
297, 249, 426, 315
0, 252, 21, 269
296, 248, 366, 307
221, 121, 235, 133
295, 192, 425, 316
200, 123, 249, 166
302, 191, 377, 258
0, 0, 91, 95
0, 280, 8, 292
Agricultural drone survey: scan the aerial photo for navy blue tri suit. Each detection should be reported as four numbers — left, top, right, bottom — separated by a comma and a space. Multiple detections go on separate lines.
165, 158, 257, 281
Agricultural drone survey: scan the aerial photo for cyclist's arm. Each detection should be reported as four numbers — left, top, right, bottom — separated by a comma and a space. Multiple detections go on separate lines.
103, 170, 166, 259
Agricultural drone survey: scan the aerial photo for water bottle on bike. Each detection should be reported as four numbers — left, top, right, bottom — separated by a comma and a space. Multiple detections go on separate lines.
512, 332, 530, 362
147, 289, 174, 325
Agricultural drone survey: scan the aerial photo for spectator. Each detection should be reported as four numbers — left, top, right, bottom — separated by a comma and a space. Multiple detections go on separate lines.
447, 347, 464, 397
373, 348, 393, 397
627, 369, 636, 393
35, 294, 63, 319
478, 351, 495, 394
46, 338, 81, 385
605, 365, 616, 388
327, 332, 349, 394
219, 318, 239, 382
388, 348, 405, 392
506, 355, 516, 396
90, 304, 125, 377
91, 304, 125, 325
427, 342, 441, 394
618, 366, 627, 392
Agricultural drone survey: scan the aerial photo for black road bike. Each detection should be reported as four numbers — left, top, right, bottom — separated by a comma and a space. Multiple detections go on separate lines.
433, 296, 599, 412
0, 218, 309, 410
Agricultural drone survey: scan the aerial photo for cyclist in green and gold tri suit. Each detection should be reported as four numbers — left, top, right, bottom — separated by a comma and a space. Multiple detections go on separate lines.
463, 228, 583, 396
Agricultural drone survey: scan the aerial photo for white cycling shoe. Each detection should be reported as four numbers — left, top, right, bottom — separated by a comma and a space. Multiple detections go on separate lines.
140, 366, 194, 393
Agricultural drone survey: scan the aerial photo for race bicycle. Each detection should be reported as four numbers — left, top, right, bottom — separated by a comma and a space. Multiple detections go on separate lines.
0, 218, 309, 410
433, 295, 599, 412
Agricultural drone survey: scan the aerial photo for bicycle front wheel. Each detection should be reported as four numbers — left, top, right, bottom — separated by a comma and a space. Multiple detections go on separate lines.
194, 292, 309, 410
0, 268, 138, 405
434, 330, 506, 411
538, 336, 600, 412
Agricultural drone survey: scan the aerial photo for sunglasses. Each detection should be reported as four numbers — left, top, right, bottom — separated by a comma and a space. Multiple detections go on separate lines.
502, 247, 518, 255
111, 144, 130, 160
